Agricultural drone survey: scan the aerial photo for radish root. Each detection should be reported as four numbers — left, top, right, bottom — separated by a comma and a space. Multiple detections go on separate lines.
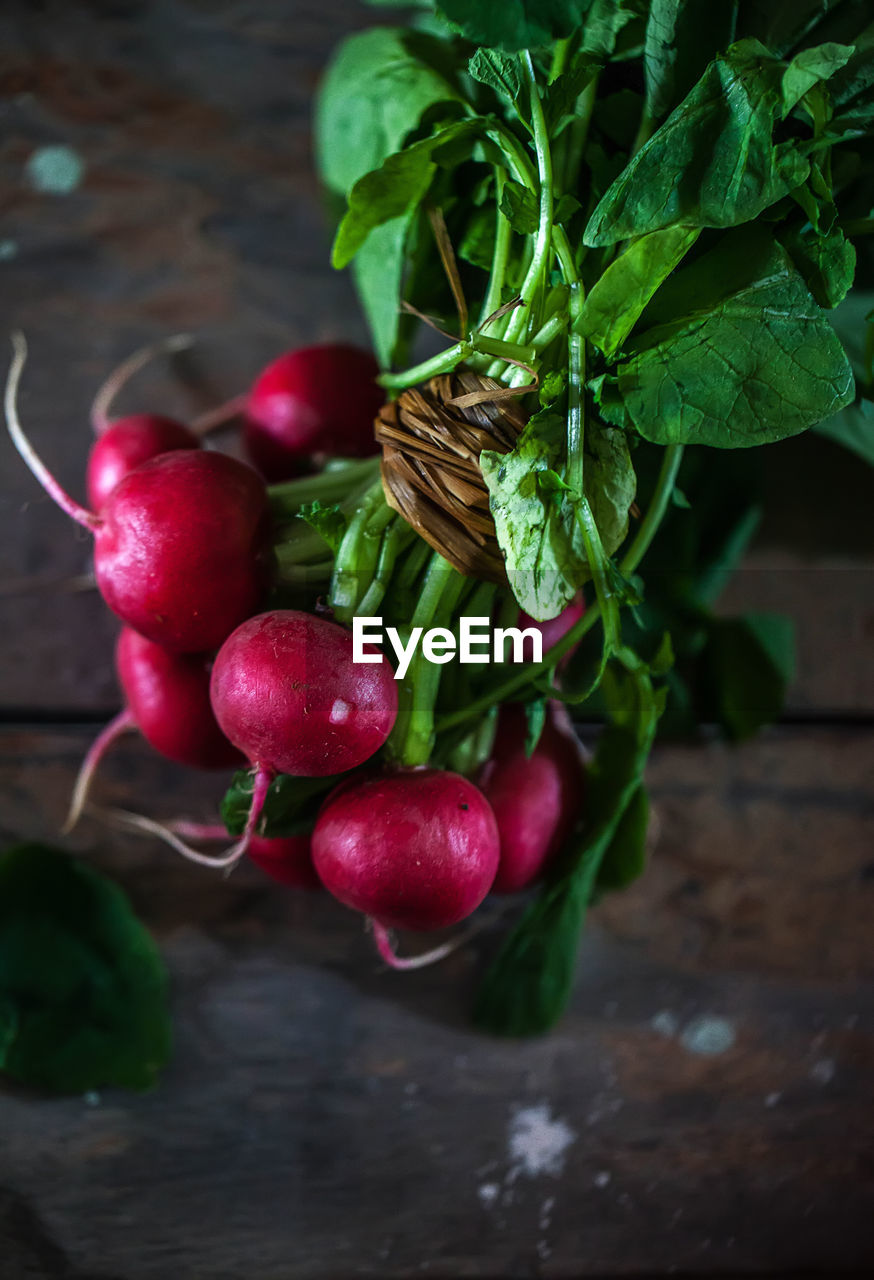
5, 333, 101, 531
91, 766, 272, 872
90, 332, 193, 433
62, 707, 138, 834
369, 918, 479, 971
191, 393, 247, 437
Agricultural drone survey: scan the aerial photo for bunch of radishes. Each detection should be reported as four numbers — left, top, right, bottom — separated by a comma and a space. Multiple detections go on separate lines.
5, 334, 587, 965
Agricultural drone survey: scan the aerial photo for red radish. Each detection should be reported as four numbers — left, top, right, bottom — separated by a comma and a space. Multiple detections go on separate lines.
86, 415, 199, 509
64, 628, 242, 831
517, 592, 586, 669
244, 343, 383, 479
247, 834, 321, 889
5, 336, 270, 653
116, 628, 241, 769
210, 609, 398, 778
312, 768, 499, 932
93, 450, 270, 652
108, 609, 398, 873
478, 702, 586, 893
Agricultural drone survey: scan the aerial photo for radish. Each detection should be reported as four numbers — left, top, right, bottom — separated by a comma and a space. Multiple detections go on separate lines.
478, 702, 587, 893
64, 628, 242, 831
86, 415, 200, 510
311, 768, 499, 937
210, 609, 398, 778
517, 591, 586, 669
6, 335, 270, 652
247, 834, 321, 889
117, 627, 242, 769
244, 343, 383, 479
103, 609, 398, 872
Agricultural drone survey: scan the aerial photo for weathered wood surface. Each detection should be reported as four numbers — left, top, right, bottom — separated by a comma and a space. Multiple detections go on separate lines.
0, 2, 873, 1278
0, 726, 872, 1278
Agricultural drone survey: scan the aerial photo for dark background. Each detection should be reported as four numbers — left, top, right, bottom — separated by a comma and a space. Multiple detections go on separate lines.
1, 3, 872, 1277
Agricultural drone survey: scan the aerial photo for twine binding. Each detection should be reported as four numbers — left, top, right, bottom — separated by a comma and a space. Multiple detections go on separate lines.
375, 370, 529, 582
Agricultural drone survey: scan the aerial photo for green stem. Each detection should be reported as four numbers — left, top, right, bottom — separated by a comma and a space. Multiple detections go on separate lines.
378, 341, 469, 391
390, 554, 462, 766
267, 457, 380, 513
479, 172, 512, 326
328, 481, 385, 622
565, 283, 584, 497
355, 520, 413, 617
618, 444, 684, 575
503, 53, 554, 348
272, 558, 334, 586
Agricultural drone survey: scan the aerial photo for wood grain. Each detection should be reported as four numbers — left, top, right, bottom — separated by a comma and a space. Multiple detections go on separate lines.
0, 726, 871, 1278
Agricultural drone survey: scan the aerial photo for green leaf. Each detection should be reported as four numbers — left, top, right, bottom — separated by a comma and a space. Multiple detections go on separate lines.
553, 193, 582, 225
585, 40, 810, 246
782, 223, 856, 309
595, 783, 649, 890
221, 769, 339, 838
815, 396, 874, 465
576, 225, 700, 359
544, 61, 598, 137
436, 0, 591, 53
332, 121, 476, 269
482, 412, 636, 621
297, 501, 347, 553
475, 663, 661, 1035
643, 0, 741, 124
579, 0, 637, 60
0, 845, 170, 1093
600, 237, 855, 447
499, 179, 539, 235
468, 48, 521, 102
315, 28, 462, 196
782, 42, 856, 117
351, 215, 412, 368
704, 612, 795, 741
523, 697, 547, 757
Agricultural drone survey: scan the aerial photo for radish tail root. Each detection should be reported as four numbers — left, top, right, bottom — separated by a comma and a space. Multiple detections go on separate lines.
90, 332, 193, 433
169, 820, 230, 841
62, 707, 138, 834
191, 393, 247, 437
369, 919, 479, 971
5, 334, 101, 531
94, 766, 272, 871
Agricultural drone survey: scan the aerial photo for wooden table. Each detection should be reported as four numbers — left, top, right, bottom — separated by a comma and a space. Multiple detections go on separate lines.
1, 4, 872, 1276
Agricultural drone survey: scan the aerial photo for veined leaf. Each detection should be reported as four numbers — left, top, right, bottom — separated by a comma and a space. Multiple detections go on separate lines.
598, 239, 855, 447
481, 411, 635, 621
782, 42, 855, 116
576, 225, 700, 358
585, 40, 810, 246
332, 121, 477, 269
